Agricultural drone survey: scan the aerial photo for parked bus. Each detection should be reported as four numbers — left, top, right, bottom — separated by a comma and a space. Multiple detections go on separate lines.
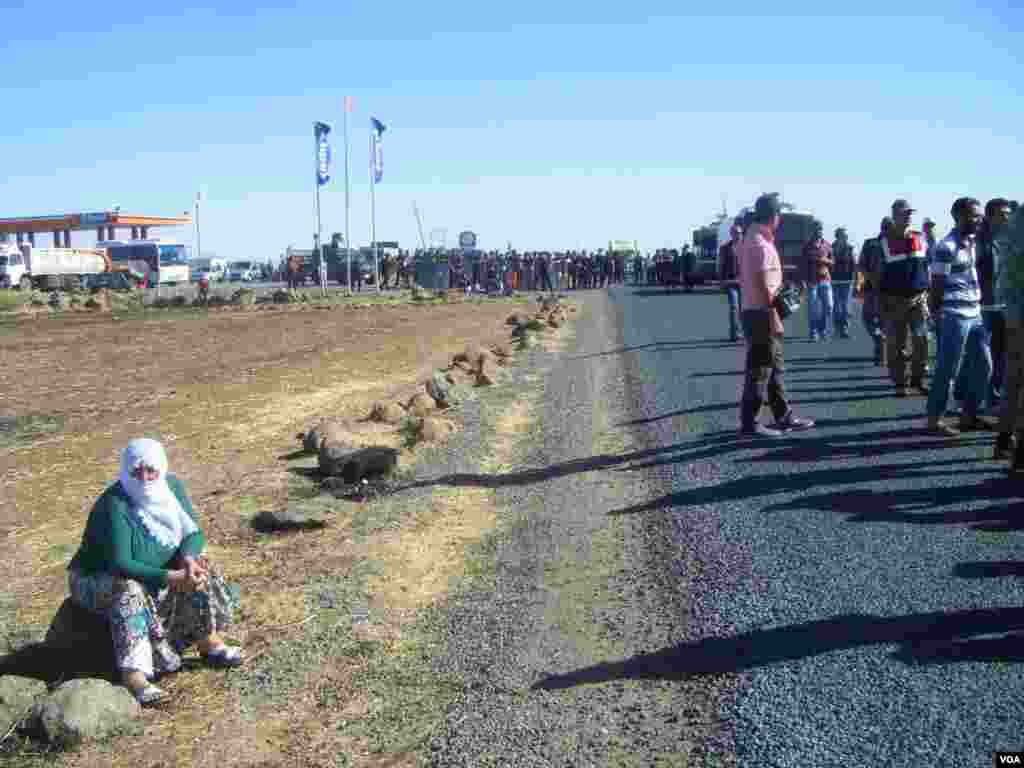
97, 239, 191, 286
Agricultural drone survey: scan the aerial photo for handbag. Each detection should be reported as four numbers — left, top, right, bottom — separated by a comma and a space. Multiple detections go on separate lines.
772, 282, 802, 319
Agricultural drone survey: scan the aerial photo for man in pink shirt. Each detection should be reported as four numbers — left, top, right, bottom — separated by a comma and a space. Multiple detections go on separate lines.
737, 194, 816, 437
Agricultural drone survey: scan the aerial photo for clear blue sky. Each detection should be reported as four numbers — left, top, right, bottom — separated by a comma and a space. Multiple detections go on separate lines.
2, 1, 1021, 259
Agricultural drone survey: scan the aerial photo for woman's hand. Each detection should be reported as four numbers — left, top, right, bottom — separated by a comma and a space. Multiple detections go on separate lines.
183, 556, 209, 591
167, 569, 191, 593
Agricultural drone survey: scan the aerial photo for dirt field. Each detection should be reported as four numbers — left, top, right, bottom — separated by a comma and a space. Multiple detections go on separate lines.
0, 294, 555, 767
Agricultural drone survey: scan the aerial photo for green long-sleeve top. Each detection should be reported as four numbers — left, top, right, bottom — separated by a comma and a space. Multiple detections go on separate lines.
68, 475, 205, 592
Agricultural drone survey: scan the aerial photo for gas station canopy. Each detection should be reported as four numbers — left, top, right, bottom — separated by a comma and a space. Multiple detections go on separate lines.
0, 210, 191, 248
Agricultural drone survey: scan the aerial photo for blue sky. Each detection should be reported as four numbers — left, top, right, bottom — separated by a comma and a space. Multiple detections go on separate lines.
2, 1, 1021, 260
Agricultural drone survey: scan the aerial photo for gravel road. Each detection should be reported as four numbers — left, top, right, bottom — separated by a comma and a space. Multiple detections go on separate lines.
428, 285, 1024, 767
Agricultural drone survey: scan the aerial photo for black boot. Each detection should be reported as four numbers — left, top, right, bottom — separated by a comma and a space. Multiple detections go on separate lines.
1012, 431, 1024, 472
995, 432, 1014, 461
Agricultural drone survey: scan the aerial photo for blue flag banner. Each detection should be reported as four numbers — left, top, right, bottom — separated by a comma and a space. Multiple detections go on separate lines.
371, 117, 386, 184
315, 121, 332, 186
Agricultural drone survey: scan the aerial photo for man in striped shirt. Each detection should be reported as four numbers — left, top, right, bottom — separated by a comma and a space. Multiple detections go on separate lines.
925, 197, 994, 436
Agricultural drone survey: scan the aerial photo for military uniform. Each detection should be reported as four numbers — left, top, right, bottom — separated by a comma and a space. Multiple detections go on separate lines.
865, 229, 931, 390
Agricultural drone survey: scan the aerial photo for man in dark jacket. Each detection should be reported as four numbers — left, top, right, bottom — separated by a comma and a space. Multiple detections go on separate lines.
831, 227, 857, 338
719, 222, 744, 341
858, 218, 891, 365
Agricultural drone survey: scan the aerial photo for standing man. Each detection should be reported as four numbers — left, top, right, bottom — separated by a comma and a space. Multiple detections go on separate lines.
538, 251, 555, 294
719, 221, 744, 342
831, 227, 857, 338
737, 193, 816, 437
872, 200, 931, 396
858, 217, 891, 365
976, 198, 1013, 409
923, 218, 939, 258
925, 197, 992, 436
802, 221, 834, 341
995, 205, 1024, 465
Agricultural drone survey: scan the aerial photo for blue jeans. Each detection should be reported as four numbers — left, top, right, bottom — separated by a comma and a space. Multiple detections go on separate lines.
809, 282, 834, 339
952, 310, 1000, 406
926, 312, 991, 422
725, 285, 742, 339
832, 281, 853, 334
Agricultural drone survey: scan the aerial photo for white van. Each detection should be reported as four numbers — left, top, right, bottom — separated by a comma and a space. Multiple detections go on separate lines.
227, 261, 260, 282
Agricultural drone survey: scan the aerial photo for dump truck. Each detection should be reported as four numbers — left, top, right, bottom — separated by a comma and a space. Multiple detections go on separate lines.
0, 243, 111, 291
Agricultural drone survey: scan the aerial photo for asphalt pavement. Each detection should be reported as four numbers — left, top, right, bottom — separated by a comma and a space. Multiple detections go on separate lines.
429, 284, 1023, 767
577, 284, 1023, 766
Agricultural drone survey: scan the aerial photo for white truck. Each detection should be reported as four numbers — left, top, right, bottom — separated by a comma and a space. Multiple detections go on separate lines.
0, 243, 109, 291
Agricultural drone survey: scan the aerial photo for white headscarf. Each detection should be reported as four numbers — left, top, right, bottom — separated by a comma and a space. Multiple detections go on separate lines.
118, 438, 198, 550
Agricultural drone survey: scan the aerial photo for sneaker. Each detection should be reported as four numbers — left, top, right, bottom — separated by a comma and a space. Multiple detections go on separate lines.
995, 432, 1014, 461
772, 413, 815, 432
740, 423, 784, 438
895, 387, 910, 397
909, 381, 929, 396
959, 415, 997, 432
203, 645, 244, 668
133, 684, 169, 707
927, 420, 960, 437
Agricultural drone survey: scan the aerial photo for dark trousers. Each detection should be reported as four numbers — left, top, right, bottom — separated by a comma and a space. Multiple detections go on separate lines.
740, 309, 790, 428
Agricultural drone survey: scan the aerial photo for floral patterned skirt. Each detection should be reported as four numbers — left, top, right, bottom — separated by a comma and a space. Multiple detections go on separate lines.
69, 558, 239, 680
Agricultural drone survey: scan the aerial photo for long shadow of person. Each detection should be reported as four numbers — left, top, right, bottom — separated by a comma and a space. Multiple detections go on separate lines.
531, 606, 1024, 691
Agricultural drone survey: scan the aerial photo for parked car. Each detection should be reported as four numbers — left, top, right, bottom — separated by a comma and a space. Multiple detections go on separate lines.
226, 261, 259, 282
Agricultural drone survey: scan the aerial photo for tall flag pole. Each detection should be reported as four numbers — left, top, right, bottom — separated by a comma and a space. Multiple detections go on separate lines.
314, 121, 332, 296
370, 117, 386, 293
343, 96, 353, 294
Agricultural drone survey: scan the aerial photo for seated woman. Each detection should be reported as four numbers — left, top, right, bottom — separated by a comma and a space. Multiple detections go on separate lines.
67, 438, 242, 706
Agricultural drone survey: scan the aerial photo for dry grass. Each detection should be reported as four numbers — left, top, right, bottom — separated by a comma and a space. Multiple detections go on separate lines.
0, 296, 578, 768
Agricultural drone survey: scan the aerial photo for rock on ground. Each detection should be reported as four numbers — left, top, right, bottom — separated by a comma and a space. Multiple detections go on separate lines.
0, 676, 47, 738
426, 370, 460, 408
305, 421, 354, 455
407, 392, 437, 417
454, 344, 495, 373
335, 446, 400, 484
490, 342, 513, 359
369, 401, 406, 424
31, 678, 141, 748
416, 416, 455, 444
45, 599, 114, 657
318, 438, 357, 476
475, 360, 503, 387
252, 509, 327, 532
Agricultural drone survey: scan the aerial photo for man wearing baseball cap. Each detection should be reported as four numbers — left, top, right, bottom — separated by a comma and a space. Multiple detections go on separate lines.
865, 200, 932, 395
736, 193, 815, 437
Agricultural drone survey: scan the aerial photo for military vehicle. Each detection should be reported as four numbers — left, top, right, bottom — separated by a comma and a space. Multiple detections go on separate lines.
732, 202, 820, 282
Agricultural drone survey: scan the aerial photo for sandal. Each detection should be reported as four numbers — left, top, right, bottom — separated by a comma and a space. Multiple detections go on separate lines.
203, 645, 243, 668
133, 684, 169, 707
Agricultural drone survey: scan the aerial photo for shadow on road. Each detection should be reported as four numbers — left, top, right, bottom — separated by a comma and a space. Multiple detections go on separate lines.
618, 393, 899, 425
762, 482, 1024, 531
569, 339, 744, 360
608, 457, 991, 515
530, 606, 1024, 691
390, 440, 692, 492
